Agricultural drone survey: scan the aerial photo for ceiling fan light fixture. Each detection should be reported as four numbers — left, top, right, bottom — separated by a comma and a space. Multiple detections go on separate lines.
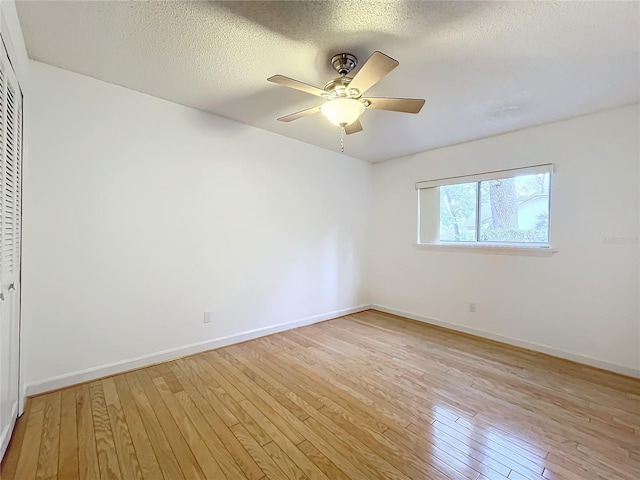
320, 98, 366, 127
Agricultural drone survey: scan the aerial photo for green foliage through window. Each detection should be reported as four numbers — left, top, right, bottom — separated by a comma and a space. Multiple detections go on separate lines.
438, 173, 550, 244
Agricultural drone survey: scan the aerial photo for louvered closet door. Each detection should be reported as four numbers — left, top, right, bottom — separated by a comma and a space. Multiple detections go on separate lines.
0, 36, 23, 461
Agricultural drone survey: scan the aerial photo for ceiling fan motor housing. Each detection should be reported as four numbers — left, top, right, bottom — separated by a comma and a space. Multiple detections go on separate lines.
331, 53, 357, 76
323, 76, 361, 99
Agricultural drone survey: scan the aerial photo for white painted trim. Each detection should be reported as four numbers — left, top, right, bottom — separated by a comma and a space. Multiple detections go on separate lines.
18, 381, 26, 416
25, 305, 371, 396
371, 304, 640, 379
414, 243, 557, 257
0, 402, 18, 461
415, 163, 553, 190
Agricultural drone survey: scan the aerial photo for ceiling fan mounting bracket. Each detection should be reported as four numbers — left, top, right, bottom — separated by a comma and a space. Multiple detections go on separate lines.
330, 53, 357, 76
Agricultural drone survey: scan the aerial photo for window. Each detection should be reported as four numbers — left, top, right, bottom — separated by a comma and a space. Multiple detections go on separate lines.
417, 164, 552, 248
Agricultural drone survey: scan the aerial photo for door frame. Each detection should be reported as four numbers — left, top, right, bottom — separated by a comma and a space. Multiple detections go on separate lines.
0, 30, 24, 419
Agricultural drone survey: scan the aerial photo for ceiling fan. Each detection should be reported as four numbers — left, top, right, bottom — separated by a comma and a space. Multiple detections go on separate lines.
267, 51, 425, 136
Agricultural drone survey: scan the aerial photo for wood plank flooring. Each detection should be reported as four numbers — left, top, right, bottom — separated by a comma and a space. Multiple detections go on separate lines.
2, 310, 639, 479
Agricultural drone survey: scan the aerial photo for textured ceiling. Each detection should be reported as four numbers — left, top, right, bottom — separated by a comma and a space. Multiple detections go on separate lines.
16, 1, 640, 162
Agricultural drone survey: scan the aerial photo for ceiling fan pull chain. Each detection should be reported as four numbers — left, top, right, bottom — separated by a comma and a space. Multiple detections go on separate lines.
340, 126, 345, 153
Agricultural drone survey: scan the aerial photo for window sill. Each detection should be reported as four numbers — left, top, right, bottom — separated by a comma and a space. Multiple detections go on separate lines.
414, 243, 558, 257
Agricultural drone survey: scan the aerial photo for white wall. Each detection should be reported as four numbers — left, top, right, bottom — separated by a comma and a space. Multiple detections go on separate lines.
370, 105, 640, 375
22, 61, 372, 392
13, 27, 640, 392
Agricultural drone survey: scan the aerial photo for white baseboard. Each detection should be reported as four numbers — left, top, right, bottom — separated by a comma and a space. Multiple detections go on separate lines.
371, 304, 640, 379
25, 304, 371, 397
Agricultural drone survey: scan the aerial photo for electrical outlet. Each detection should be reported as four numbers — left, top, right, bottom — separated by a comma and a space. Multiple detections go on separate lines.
468, 302, 476, 313
203, 311, 212, 324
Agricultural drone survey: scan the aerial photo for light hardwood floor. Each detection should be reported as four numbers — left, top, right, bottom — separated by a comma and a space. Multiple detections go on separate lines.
2, 310, 639, 479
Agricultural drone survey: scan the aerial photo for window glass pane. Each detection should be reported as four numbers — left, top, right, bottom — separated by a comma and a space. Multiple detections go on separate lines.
479, 173, 550, 243
439, 182, 477, 242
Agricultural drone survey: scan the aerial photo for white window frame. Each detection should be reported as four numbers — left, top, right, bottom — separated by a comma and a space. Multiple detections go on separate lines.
415, 164, 557, 256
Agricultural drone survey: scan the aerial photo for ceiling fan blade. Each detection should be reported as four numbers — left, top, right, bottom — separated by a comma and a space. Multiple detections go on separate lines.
277, 105, 323, 122
365, 97, 425, 114
267, 75, 326, 97
348, 51, 399, 95
344, 119, 363, 135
